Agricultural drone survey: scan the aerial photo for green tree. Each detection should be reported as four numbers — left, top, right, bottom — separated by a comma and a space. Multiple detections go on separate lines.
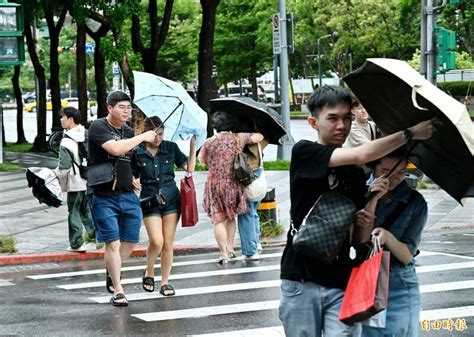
43, 0, 69, 130
288, 0, 420, 82
156, 1, 200, 84
214, 0, 274, 100
198, 0, 220, 132
21, 0, 49, 151
131, 0, 173, 75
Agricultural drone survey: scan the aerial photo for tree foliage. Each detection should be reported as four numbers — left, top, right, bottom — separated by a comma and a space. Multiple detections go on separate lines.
288, 0, 420, 80
214, 0, 274, 89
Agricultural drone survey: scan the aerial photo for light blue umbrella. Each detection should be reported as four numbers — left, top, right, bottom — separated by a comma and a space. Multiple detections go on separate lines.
133, 71, 208, 148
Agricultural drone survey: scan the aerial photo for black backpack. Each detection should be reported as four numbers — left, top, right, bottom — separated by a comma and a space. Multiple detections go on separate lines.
64, 132, 88, 179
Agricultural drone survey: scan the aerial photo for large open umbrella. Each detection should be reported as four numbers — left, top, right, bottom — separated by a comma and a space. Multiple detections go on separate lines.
209, 97, 287, 145
133, 71, 207, 149
26, 167, 62, 208
344, 58, 474, 204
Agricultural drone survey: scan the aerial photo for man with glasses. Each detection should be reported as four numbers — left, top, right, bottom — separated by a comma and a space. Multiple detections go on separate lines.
88, 91, 156, 306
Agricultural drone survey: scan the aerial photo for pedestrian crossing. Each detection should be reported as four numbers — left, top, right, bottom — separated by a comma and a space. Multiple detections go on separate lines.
23, 247, 474, 336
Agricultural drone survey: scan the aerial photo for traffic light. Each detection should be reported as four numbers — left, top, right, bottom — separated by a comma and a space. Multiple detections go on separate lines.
436, 27, 456, 72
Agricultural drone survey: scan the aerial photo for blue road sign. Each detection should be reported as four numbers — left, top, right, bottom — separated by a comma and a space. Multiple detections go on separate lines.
85, 43, 95, 55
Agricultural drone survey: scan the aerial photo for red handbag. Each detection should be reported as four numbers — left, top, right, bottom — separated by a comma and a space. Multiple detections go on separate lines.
339, 237, 390, 325
180, 173, 198, 227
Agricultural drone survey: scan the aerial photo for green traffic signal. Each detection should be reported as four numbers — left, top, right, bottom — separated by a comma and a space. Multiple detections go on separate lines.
436, 27, 456, 72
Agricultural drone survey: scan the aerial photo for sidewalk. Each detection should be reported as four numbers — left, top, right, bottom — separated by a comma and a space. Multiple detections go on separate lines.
1, 151, 473, 266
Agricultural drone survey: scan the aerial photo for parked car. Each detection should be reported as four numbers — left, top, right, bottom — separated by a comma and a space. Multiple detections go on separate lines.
218, 84, 265, 101
64, 97, 79, 109
264, 84, 276, 103
24, 99, 69, 113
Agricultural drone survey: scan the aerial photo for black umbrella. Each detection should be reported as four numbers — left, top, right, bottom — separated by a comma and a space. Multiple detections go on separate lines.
210, 97, 287, 145
26, 167, 63, 208
344, 58, 474, 204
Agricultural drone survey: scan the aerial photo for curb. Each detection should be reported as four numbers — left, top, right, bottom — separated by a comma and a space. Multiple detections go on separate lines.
0, 245, 219, 267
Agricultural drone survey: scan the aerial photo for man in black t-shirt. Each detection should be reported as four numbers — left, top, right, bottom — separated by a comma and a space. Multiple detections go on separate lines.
88, 91, 156, 307
279, 86, 437, 337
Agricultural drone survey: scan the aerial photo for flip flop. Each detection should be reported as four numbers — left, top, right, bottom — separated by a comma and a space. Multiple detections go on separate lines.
160, 284, 175, 296
106, 269, 114, 294
142, 270, 155, 293
110, 292, 128, 307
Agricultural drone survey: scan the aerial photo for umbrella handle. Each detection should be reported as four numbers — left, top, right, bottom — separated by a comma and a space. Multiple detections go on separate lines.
412, 85, 429, 111
156, 101, 184, 131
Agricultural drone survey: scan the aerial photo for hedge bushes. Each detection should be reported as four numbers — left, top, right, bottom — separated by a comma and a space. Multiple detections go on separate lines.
437, 81, 472, 97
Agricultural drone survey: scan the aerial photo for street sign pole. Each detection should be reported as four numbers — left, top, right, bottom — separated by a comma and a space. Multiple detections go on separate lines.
277, 0, 294, 160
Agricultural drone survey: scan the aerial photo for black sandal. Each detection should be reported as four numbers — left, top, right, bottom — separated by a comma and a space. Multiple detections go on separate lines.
106, 269, 114, 294
110, 292, 128, 307
160, 284, 175, 296
142, 270, 155, 293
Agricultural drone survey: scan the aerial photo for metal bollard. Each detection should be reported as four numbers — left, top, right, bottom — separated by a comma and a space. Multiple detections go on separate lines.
257, 187, 277, 226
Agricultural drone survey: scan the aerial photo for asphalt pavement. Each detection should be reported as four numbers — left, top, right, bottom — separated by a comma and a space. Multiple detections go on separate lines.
1, 150, 473, 266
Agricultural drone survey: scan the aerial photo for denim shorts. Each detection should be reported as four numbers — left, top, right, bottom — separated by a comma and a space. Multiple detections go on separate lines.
90, 192, 142, 243
142, 195, 180, 218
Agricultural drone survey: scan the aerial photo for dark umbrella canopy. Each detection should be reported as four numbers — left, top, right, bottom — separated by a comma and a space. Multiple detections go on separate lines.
26, 167, 62, 208
210, 97, 287, 145
344, 58, 474, 204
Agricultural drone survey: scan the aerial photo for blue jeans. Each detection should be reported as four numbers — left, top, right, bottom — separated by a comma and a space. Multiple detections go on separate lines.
237, 167, 263, 256
91, 192, 142, 243
362, 264, 420, 337
279, 279, 362, 337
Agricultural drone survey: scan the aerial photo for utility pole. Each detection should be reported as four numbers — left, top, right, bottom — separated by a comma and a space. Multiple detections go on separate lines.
277, 0, 294, 160
420, 0, 428, 77
426, 0, 437, 84
423, 0, 451, 84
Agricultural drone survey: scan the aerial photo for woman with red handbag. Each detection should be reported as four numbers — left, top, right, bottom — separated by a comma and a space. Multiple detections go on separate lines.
131, 116, 196, 296
362, 146, 428, 336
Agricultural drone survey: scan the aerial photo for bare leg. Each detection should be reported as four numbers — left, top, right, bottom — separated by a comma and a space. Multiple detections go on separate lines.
225, 218, 237, 254
161, 213, 179, 290
143, 216, 163, 291
214, 221, 229, 260
105, 241, 136, 304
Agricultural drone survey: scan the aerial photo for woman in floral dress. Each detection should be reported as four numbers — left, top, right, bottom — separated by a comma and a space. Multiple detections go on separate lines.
199, 111, 263, 264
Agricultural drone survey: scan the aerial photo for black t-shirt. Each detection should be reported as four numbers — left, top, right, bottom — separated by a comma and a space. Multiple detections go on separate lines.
280, 140, 367, 289
88, 118, 135, 195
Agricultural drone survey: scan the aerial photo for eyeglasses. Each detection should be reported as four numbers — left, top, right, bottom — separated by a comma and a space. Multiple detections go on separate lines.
116, 105, 132, 112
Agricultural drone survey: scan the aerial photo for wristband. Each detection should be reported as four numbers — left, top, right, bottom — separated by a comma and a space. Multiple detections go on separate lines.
403, 129, 413, 142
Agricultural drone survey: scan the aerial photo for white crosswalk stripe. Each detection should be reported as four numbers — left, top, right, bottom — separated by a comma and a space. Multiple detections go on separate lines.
132, 300, 281, 322
25, 249, 474, 335
28, 252, 284, 280
89, 279, 281, 303
57, 264, 280, 290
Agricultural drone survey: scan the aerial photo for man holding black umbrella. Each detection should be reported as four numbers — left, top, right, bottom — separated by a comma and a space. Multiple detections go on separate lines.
87, 91, 156, 306
279, 85, 437, 337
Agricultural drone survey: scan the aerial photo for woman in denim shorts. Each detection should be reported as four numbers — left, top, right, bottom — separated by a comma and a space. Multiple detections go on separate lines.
132, 116, 196, 296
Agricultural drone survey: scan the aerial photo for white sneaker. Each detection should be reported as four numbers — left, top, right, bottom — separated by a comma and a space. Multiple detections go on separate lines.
257, 243, 263, 254
67, 244, 87, 252
243, 253, 260, 261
